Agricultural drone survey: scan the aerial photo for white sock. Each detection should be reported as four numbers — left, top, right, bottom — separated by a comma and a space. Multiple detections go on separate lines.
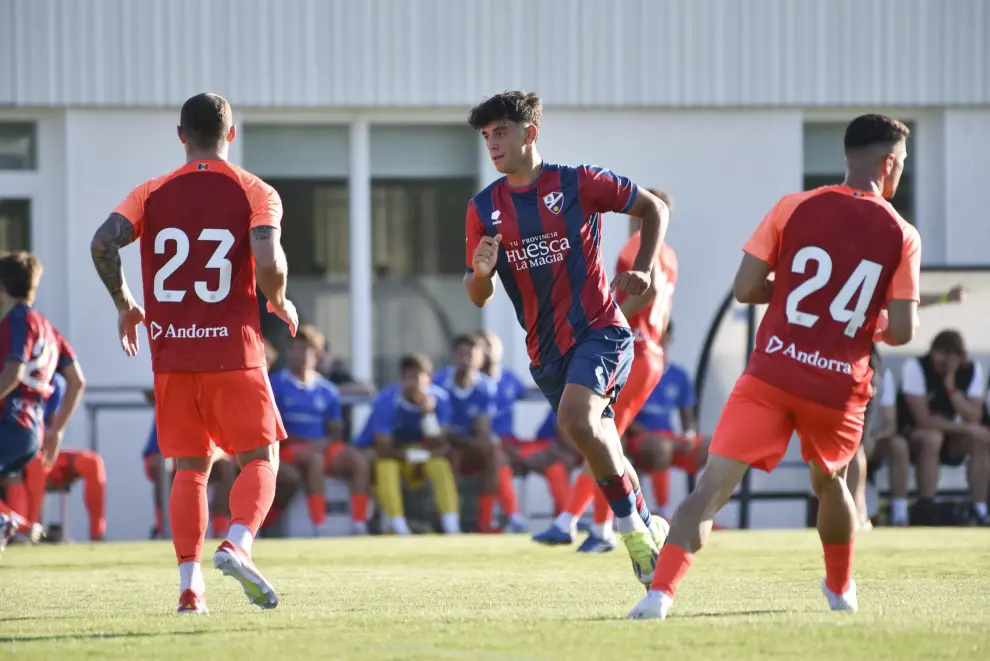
973, 501, 988, 518
509, 513, 526, 527
226, 523, 254, 555
351, 521, 368, 535
391, 517, 411, 535
615, 515, 641, 533
590, 522, 614, 540
891, 498, 908, 524
553, 512, 575, 533
179, 561, 205, 594
441, 513, 461, 534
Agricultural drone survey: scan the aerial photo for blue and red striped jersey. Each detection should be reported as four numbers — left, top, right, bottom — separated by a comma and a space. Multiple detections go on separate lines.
466, 164, 636, 366
0, 304, 76, 434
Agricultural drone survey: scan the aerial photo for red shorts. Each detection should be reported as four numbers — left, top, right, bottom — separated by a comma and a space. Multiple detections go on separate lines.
612, 346, 665, 437
279, 439, 347, 467
153, 367, 286, 459
46, 451, 78, 490
710, 375, 864, 473
627, 431, 705, 474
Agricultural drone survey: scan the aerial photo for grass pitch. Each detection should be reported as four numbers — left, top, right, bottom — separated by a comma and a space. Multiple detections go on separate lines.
1, 529, 989, 660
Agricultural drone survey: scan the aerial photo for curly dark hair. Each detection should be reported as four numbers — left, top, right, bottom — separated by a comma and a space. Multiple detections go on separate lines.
468, 91, 543, 130
844, 114, 910, 151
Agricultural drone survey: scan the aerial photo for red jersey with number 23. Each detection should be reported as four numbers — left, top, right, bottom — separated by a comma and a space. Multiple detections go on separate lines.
113, 160, 282, 373
743, 185, 921, 411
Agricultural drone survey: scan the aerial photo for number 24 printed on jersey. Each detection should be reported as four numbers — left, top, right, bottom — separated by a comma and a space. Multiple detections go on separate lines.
785, 246, 882, 338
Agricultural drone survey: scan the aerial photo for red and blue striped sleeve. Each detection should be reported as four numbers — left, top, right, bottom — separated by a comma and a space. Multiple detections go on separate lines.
53, 328, 77, 370
577, 165, 639, 215
465, 200, 485, 272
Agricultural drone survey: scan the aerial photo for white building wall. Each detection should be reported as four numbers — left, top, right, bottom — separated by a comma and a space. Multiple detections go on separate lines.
2, 0, 988, 108
943, 109, 990, 265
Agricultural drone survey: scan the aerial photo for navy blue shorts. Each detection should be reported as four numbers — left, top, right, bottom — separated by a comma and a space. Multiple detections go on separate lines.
0, 422, 40, 476
530, 326, 635, 418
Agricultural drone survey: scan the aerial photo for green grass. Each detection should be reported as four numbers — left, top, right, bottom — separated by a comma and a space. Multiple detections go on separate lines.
1, 529, 989, 660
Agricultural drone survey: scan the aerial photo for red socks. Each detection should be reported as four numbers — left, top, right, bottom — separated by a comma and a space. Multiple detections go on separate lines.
75, 451, 106, 540
543, 462, 571, 514
650, 543, 694, 596
170, 470, 209, 563
230, 459, 277, 535
478, 494, 496, 532
823, 540, 855, 595
307, 494, 327, 526
564, 472, 596, 517
4, 482, 27, 521
497, 466, 519, 516
212, 515, 231, 538
24, 457, 49, 525
650, 470, 670, 510
351, 493, 369, 524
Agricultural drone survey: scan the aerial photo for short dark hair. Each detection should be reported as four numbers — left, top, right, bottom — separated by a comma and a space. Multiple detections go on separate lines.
843, 114, 910, 151
0, 251, 43, 300
930, 329, 966, 358
294, 324, 325, 351
468, 91, 543, 131
452, 334, 480, 351
180, 93, 233, 150
646, 188, 673, 216
400, 353, 433, 376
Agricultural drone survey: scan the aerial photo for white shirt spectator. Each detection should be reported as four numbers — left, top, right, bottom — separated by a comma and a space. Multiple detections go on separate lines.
901, 357, 985, 399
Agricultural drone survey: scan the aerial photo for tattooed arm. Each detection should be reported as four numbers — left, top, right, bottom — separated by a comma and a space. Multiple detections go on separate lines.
250, 225, 289, 306
90, 212, 139, 311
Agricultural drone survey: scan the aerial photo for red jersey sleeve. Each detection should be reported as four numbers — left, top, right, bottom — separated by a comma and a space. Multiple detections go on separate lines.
112, 180, 156, 238
886, 223, 922, 302
578, 166, 639, 215
53, 329, 77, 370
465, 201, 485, 272
243, 176, 283, 230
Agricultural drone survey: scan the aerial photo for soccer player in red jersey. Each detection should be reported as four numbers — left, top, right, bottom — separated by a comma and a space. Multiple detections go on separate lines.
90, 93, 296, 613
464, 91, 671, 585
629, 114, 922, 620
535, 191, 679, 551
0, 253, 85, 554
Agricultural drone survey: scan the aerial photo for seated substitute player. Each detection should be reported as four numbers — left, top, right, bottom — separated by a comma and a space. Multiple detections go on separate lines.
476, 331, 546, 533
435, 334, 519, 533
0, 253, 85, 555
533, 188, 678, 553
896, 330, 990, 525
16, 373, 106, 542
846, 285, 965, 530
357, 354, 461, 535
629, 114, 921, 619
626, 322, 708, 521
465, 91, 671, 586
507, 408, 581, 517
270, 324, 371, 535
91, 93, 296, 613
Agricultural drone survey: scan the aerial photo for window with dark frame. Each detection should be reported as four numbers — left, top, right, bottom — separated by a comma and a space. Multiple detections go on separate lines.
0, 199, 31, 251
263, 178, 477, 277
0, 123, 38, 170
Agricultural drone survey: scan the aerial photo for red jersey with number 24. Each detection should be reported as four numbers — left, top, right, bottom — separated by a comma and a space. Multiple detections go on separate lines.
113, 160, 282, 374
743, 185, 921, 411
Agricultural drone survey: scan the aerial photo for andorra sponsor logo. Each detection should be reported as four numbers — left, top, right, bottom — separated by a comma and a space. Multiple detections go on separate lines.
149, 321, 229, 340
765, 335, 851, 374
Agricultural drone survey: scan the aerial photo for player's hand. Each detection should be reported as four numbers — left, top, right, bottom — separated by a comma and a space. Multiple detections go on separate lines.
611, 270, 651, 296
267, 298, 299, 337
945, 354, 962, 387
472, 234, 502, 278
947, 284, 966, 303
41, 427, 63, 467
118, 304, 146, 357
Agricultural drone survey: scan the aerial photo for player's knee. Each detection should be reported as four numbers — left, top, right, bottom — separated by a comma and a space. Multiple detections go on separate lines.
555, 407, 595, 447
966, 424, 990, 446
912, 429, 943, 455
808, 462, 844, 497
76, 452, 106, 480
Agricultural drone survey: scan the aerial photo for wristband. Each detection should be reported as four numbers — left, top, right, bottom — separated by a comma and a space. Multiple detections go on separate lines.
421, 412, 441, 437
